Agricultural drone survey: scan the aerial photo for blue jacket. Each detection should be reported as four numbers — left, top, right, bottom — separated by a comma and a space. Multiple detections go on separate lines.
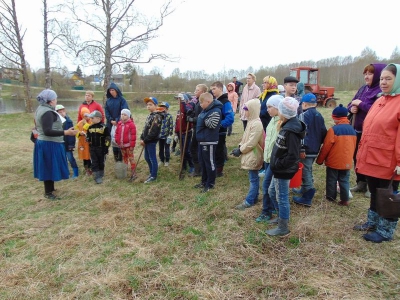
298, 107, 327, 157
105, 83, 129, 130
216, 93, 234, 135
63, 114, 76, 151
196, 100, 222, 143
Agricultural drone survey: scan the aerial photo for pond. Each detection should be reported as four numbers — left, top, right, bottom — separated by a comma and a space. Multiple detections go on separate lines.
0, 98, 89, 114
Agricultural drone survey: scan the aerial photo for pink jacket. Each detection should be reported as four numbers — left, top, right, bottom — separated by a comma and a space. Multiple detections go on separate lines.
240, 83, 261, 121
227, 82, 239, 113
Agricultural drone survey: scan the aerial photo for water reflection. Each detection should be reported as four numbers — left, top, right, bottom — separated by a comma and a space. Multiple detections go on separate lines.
0, 98, 86, 114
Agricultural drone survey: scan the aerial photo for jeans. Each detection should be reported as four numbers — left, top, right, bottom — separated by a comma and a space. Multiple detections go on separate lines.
66, 150, 78, 169
144, 142, 158, 178
158, 138, 171, 163
326, 167, 350, 201
301, 156, 315, 192
271, 177, 290, 220
245, 170, 259, 205
262, 163, 278, 215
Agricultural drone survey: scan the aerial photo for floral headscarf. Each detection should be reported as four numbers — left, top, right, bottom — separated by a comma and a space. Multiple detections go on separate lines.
260, 76, 279, 100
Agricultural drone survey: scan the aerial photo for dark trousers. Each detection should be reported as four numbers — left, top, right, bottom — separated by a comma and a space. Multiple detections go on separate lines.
90, 147, 106, 172
199, 143, 217, 188
366, 176, 391, 212
158, 138, 171, 163
353, 132, 366, 183
181, 131, 193, 170
326, 167, 350, 201
190, 133, 199, 165
44, 180, 54, 194
215, 134, 226, 168
112, 146, 122, 161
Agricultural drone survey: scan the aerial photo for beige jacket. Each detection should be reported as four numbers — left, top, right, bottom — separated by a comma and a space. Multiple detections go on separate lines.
239, 98, 264, 170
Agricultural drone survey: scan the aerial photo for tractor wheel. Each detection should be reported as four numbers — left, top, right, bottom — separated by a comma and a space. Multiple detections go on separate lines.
325, 99, 336, 108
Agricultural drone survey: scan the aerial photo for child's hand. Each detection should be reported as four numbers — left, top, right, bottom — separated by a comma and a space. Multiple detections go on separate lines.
300, 152, 306, 159
140, 140, 145, 146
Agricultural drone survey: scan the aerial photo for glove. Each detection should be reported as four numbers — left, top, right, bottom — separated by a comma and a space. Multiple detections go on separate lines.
174, 135, 179, 143
187, 116, 194, 123
395, 166, 400, 175
166, 136, 172, 144
186, 109, 195, 117
230, 148, 241, 157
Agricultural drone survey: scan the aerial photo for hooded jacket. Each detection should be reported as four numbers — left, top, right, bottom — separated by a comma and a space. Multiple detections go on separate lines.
196, 100, 222, 143
115, 118, 136, 148
104, 83, 129, 130
240, 83, 261, 121
238, 98, 264, 170
63, 114, 76, 150
227, 82, 239, 113
298, 107, 327, 157
140, 110, 165, 144
356, 63, 400, 181
270, 117, 306, 179
347, 63, 386, 132
216, 93, 234, 134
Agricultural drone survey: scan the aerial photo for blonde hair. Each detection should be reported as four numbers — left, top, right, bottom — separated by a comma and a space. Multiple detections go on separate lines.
199, 92, 213, 103
248, 73, 256, 81
85, 90, 94, 97
196, 84, 208, 93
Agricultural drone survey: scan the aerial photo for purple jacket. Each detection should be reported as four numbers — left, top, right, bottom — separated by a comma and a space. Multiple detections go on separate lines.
347, 63, 386, 132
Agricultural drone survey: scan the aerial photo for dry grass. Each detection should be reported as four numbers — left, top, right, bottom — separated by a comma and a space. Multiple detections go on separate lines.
0, 91, 399, 299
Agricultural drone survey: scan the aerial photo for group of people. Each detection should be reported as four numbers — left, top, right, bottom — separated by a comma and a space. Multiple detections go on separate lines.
33, 63, 400, 243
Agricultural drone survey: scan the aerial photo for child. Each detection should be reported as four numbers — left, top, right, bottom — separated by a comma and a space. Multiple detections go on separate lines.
231, 98, 264, 210
56, 104, 79, 178
316, 104, 357, 206
114, 109, 137, 181
266, 97, 306, 236
292, 93, 327, 206
140, 97, 164, 183
158, 102, 174, 167
283, 76, 302, 115
255, 95, 283, 222
194, 92, 222, 193
86, 110, 111, 184
75, 107, 92, 175
226, 82, 238, 136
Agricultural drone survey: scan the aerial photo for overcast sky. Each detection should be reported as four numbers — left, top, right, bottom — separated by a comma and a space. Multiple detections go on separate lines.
18, 0, 399, 77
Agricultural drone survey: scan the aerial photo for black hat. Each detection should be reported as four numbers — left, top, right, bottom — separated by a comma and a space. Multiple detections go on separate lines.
284, 76, 299, 84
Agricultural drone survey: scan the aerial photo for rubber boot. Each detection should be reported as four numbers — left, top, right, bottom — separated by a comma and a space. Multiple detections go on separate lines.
353, 209, 379, 231
71, 167, 79, 179
293, 188, 315, 207
94, 171, 103, 184
266, 218, 290, 236
216, 166, 224, 177
363, 217, 397, 243
350, 181, 367, 193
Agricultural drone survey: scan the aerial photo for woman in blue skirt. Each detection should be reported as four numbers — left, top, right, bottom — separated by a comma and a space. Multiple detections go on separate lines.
34, 89, 78, 200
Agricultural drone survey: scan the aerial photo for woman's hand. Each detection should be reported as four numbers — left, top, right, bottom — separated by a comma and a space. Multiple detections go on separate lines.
350, 106, 358, 114
65, 128, 79, 136
351, 99, 362, 106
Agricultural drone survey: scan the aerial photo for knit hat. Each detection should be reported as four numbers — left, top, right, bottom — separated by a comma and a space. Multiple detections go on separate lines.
121, 108, 131, 117
332, 104, 348, 118
278, 97, 299, 119
283, 76, 299, 84
301, 93, 317, 104
80, 107, 90, 118
88, 110, 102, 118
267, 95, 284, 109
37, 89, 57, 104
55, 104, 65, 111
144, 97, 158, 105
278, 85, 285, 92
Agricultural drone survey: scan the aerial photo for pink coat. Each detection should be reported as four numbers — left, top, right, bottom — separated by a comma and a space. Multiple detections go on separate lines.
240, 83, 261, 121
227, 82, 239, 113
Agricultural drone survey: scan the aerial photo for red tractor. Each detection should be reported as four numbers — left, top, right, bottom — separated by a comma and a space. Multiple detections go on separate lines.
290, 66, 338, 108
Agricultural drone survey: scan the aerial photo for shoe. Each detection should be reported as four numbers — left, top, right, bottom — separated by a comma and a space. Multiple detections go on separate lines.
144, 177, 156, 184
194, 183, 205, 189
350, 181, 367, 193
363, 232, 391, 243
338, 200, 349, 206
200, 186, 212, 193
164, 162, 169, 167
293, 188, 315, 207
235, 202, 252, 210
258, 170, 265, 178
188, 167, 194, 174
353, 221, 376, 231
255, 214, 272, 223
44, 193, 60, 200
266, 219, 290, 236
158, 161, 164, 167
365, 190, 371, 198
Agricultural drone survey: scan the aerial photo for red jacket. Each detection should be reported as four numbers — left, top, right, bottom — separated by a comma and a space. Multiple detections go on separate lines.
174, 101, 194, 134
78, 100, 105, 123
356, 94, 400, 180
316, 118, 356, 170
115, 118, 136, 148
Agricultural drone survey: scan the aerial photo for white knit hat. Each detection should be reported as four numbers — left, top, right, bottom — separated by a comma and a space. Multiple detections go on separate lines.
266, 95, 284, 109
278, 97, 299, 119
121, 108, 131, 117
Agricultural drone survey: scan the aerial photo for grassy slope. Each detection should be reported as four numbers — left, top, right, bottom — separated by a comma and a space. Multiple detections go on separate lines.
0, 91, 399, 299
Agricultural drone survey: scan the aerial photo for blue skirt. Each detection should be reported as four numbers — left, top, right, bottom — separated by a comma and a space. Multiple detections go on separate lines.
33, 140, 70, 181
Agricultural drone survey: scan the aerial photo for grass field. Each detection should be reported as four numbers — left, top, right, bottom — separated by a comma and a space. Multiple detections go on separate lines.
0, 91, 399, 299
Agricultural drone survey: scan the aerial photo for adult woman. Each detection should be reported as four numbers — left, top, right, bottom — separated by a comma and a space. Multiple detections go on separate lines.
239, 73, 261, 130
226, 82, 238, 136
259, 76, 279, 131
354, 63, 400, 243
33, 89, 78, 200
348, 63, 386, 195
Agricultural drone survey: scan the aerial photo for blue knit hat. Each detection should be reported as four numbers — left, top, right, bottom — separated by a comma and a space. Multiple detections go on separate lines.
332, 104, 348, 118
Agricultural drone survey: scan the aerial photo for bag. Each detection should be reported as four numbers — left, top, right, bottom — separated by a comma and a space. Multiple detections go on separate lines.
111, 124, 118, 147
376, 173, 400, 219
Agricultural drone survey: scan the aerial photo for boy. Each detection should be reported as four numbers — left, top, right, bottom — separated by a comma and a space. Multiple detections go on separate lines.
316, 104, 357, 206
210, 81, 235, 177
114, 109, 137, 181
283, 76, 302, 115
292, 93, 327, 206
195, 92, 222, 193
140, 97, 164, 183
86, 110, 111, 184
56, 104, 79, 178
158, 102, 174, 167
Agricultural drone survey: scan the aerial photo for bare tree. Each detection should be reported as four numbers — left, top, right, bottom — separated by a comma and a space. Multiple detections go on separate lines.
0, 0, 32, 112
60, 0, 176, 102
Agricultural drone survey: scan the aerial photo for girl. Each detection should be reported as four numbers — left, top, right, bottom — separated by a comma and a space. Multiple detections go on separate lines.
75, 107, 92, 175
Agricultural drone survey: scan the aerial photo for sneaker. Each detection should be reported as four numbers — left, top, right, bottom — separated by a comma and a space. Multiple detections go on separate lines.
44, 193, 60, 200
365, 190, 371, 198
258, 170, 265, 178
255, 214, 272, 223
235, 202, 252, 210
144, 177, 156, 184
200, 187, 211, 193
158, 161, 164, 167
194, 183, 205, 189
164, 162, 169, 167
188, 167, 194, 174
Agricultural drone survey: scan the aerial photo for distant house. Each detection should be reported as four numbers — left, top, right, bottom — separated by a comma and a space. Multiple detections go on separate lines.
111, 73, 125, 86
66, 71, 84, 86
0, 67, 20, 80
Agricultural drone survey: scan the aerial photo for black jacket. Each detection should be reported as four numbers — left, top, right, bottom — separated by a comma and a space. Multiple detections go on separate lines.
270, 117, 306, 179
